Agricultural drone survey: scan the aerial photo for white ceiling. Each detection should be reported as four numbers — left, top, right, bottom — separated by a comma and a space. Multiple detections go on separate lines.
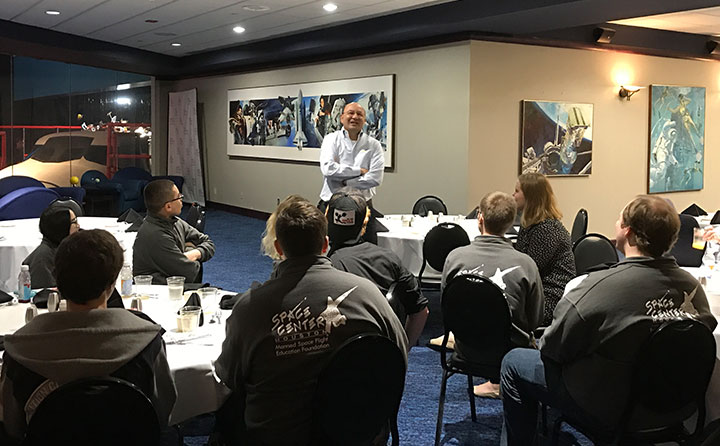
0, 0, 454, 56
610, 6, 720, 37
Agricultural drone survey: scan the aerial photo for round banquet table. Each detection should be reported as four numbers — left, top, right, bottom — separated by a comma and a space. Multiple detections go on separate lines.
376, 214, 518, 280
0, 217, 137, 293
0, 284, 232, 425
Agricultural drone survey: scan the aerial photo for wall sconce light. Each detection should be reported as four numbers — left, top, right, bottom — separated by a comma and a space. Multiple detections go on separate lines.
619, 85, 641, 100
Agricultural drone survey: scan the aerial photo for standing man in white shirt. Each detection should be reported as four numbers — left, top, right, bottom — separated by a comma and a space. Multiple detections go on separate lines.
319, 102, 384, 243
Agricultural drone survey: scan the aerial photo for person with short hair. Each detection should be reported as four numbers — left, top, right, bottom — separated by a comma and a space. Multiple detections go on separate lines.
439, 191, 544, 398
133, 179, 215, 283
318, 102, 384, 243
326, 189, 428, 349
216, 199, 407, 444
513, 172, 575, 325
499, 195, 717, 446
22, 206, 80, 288
1, 230, 177, 441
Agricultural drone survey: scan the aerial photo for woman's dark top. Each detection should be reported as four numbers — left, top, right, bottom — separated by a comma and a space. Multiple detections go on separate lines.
22, 238, 58, 289
516, 218, 576, 325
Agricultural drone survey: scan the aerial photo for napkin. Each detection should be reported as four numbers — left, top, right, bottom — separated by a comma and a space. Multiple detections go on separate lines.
220, 293, 241, 310
32, 289, 57, 309
177, 292, 204, 326
711, 211, 720, 225
125, 218, 144, 232
681, 204, 707, 217
117, 208, 143, 224
466, 206, 479, 219
0, 289, 13, 304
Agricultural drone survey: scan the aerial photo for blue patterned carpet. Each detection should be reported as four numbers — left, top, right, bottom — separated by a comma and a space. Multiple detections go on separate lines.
173, 207, 588, 446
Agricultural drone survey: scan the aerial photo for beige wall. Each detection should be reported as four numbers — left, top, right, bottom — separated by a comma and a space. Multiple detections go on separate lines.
166, 43, 471, 215
469, 40, 720, 235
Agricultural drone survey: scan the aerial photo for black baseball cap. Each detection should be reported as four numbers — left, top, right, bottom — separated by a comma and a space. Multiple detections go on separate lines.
327, 192, 368, 246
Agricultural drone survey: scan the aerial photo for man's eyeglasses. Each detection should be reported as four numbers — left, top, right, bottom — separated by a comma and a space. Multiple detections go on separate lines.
165, 194, 184, 205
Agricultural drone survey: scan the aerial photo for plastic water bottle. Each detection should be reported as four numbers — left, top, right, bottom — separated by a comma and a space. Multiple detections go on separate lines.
120, 263, 133, 298
18, 265, 31, 303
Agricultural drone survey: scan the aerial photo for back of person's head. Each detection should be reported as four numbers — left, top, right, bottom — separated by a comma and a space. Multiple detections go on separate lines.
621, 195, 680, 257
39, 207, 72, 246
144, 179, 175, 215
326, 189, 367, 246
275, 200, 327, 258
261, 194, 308, 260
518, 172, 562, 227
480, 191, 517, 235
54, 229, 124, 304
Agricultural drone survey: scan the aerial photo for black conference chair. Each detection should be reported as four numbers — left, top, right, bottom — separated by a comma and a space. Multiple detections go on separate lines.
419, 223, 470, 285
669, 214, 704, 267
570, 208, 588, 244
434, 274, 512, 446
412, 195, 448, 217
48, 196, 84, 217
573, 233, 618, 275
313, 333, 406, 446
185, 202, 207, 233
23, 376, 160, 446
551, 318, 716, 445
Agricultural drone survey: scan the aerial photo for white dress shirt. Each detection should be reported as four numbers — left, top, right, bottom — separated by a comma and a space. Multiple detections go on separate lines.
319, 129, 385, 201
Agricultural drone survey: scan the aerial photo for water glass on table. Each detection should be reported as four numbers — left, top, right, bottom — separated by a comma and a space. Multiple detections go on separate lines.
167, 276, 185, 300
177, 306, 201, 332
198, 287, 221, 323
133, 275, 154, 299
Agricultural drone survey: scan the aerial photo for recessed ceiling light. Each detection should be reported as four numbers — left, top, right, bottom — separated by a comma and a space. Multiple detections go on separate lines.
145, 19, 158, 23
45, 10, 60, 15
171, 42, 182, 47
323, 3, 337, 12
233, 26, 245, 34
243, 5, 270, 12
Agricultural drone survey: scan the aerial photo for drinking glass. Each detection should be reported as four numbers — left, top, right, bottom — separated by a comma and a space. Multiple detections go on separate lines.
133, 275, 153, 299
167, 276, 186, 300
177, 306, 201, 332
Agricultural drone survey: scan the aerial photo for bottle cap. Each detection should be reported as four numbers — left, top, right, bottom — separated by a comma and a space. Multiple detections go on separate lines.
21, 265, 29, 271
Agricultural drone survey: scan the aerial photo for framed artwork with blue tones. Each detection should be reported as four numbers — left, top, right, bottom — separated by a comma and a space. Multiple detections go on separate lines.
648, 85, 705, 193
520, 100, 593, 176
227, 75, 394, 168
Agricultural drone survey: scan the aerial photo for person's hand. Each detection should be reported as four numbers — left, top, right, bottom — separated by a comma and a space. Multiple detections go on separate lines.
360, 168, 368, 175
703, 227, 720, 243
185, 249, 202, 262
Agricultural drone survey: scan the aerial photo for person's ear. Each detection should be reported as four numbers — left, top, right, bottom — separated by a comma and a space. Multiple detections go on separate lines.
274, 239, 284, 257
478, 213, 484, 230
321, 236, 329, 255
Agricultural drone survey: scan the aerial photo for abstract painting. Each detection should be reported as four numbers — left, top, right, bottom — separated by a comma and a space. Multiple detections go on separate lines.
227, 75, 393, 167
648, 85, 705, 193
520, 100, 593, 176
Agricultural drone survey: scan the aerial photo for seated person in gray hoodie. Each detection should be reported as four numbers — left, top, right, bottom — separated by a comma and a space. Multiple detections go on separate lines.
23, 206, 80, 288
439, 191, 544, 399
215, 198, 407, 445
1, 229, 177, 442
133, 179, 215, 284
499, 195, 718, 446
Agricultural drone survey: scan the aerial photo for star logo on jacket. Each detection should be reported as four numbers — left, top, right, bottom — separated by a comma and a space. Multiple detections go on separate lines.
319, 286, 356, 334
489, 266, 520, 291
680, 285, 699, 317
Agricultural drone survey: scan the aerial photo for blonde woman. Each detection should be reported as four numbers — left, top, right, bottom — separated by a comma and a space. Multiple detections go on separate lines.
513, 173, 575, 325
261, 195, 308, 266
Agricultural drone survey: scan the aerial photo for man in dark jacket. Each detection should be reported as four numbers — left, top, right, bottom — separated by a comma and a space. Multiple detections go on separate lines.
499, 195, 717, 445
1, 229, 176, 442
216, 199, 407, 445
133, 180, 215, 283
326, 190, 428, 349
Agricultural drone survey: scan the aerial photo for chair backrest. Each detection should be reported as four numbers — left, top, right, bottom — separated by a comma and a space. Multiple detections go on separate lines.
573, 233, 619, 275
441, 274, 512, 376
422, 223, 470, 273
570, 208, 588, 244
669, 214, 703, 267
48, 197, 84, 217
628, 319, 715, 435
412, 195, 448, 217
313, 333, 406, 446
24, 376, 160, 446
0, 187, 60, 221
185, 202, 206, 232
0, 176, 44, 198
80, 169, 108, 186
113, 167, 153, 182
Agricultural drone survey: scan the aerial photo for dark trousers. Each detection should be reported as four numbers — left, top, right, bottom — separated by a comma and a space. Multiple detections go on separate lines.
318, 199, 379, 245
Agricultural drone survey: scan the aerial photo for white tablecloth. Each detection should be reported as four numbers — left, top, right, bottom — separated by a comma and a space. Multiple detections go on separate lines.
0, 217, 137, 293
377, 215, 518, 279
0, 285, 232, 425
